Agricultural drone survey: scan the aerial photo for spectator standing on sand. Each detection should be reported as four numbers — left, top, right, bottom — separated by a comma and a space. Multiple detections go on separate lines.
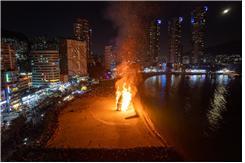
117, 95, 122, 111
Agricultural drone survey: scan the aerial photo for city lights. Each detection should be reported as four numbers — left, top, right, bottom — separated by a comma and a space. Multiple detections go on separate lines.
179, 17, 183, 23
157, 19, 162, 25
216, 68, 234, 74
191, 17, 195, 24
185, 69, 207, 73
204, 6, 208, 12
1, 1, 241, 162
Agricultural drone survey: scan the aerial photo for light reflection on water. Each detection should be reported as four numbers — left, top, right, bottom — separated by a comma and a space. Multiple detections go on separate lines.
188, 75, 206, 88
143, 74, 230, 133
142, 74, 240, 160
207, 84, 227, 132
205, 75, 230, 134
217, 75, 230, 85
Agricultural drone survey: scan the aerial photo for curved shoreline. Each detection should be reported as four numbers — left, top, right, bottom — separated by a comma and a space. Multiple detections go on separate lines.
3, 80, 182, 161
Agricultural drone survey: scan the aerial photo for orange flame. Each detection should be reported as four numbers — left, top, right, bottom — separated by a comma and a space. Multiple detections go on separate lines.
115, 63, 141, 113
116, 83, 133, 112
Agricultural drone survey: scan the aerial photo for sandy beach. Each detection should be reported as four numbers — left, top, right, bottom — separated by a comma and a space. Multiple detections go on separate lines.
47, 80, 166, 149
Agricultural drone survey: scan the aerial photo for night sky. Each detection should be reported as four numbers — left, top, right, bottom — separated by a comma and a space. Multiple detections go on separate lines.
2, 1, 242, 56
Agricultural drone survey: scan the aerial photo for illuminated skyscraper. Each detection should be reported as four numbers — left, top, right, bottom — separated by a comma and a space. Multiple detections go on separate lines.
149, 19, 161, 64
1, 30, 30, 72
191, 6, 208, 64
73, 18, 92, 64
59, 39, 87, 81
31, 50, 60, 87
1, 43, 30, 111
104, 45, 116, 70
1, 43, 17, 71
168, 17, 183, 64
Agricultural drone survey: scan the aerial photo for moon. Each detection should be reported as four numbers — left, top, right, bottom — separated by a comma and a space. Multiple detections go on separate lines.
222, 8, 231, 15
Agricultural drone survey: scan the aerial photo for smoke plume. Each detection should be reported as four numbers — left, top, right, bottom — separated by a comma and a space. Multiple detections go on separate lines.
106, 2, 160, 106
106, 2, 160, 64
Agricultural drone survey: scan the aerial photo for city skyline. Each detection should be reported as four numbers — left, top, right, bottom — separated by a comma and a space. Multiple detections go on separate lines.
2, 1, 242, 56
1, 1, 242, 162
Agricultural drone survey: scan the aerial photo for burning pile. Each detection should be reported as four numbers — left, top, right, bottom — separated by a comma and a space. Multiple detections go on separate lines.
116, 83, 133, 112
115, 63, 140, 112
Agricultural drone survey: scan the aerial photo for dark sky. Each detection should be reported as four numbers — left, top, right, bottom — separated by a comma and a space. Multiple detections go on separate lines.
2, 1, 242, 56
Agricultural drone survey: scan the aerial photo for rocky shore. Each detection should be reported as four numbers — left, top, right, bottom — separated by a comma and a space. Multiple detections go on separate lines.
8, 146, 182, 161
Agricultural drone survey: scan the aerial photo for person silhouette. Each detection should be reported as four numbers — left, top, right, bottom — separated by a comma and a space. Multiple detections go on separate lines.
117, 95, 123, 111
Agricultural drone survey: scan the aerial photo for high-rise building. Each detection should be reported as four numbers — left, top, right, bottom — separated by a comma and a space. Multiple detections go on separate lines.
1, 74, 30, 111
191, 6, 208, 64
31, 50, 60, 87
59, 39, 87, 81
1, 43, 17, 71
104, 45, 116, 70
2, 30, 30, 72
73, 18, 92, 63
1, 43, 31, 111
149, 19, 161, 64
30, 36, 59, 51
1, 71, 31, 112
1, 71, 19, 111
168, 17, 183, 64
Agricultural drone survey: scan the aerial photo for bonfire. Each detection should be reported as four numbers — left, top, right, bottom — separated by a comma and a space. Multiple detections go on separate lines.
116, 83, 133, 112
115, 63, 141, 113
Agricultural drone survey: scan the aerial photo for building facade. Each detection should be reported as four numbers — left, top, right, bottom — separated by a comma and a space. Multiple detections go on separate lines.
149, 19, 161, 64
104, 45, 116, 70
1, 43, 17, 71
191, 6, 208, 64
59, 39, 87, 80
73, 18, 92, 64
1, 71, 30, 111
1, 71, 20, 111
31, 50, 60, 87
1, 43, 31, 111
168, 17, 183, 64
2, 30, 30, 72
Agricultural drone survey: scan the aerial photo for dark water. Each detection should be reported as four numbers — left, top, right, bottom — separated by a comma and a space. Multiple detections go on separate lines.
140, 74, 241, 161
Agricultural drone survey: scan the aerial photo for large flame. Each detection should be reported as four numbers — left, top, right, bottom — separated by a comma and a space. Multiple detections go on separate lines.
116, 83, 133, 112
115, 63, 141, 113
